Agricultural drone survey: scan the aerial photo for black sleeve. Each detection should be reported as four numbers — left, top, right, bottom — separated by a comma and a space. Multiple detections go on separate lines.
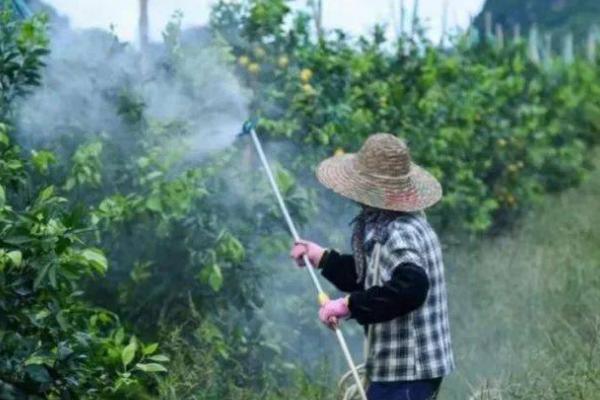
347, 263, 429, 325
319, 249, 362, 293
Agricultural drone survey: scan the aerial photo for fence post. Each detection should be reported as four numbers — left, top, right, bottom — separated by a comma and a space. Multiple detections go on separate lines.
484, 12, 492, 42
528, 25, 540, 64
587, 25, 598, 63
466, 14, 479, 47
439, 0, 448, 47
400, 0, 405, 35
138, 0, 149, 53
411, 0, 419, 36
543, 33, 552, 65
513, 24, 521, 42
563, 32, 574, 64
495, 23, 504, 49
308, 0, 323, 40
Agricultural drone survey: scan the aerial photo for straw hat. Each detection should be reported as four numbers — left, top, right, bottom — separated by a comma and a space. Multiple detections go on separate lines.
316, 133, 442, 212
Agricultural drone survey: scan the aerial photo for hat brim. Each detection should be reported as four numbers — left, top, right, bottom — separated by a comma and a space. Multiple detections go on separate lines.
316, 153, 442, 212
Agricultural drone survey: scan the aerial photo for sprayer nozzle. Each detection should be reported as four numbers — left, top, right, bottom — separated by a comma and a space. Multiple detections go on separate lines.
238, 119, 257, 137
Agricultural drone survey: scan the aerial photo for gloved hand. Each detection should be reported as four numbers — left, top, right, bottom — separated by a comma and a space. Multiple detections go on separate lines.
319, 297, 350, 329
290, 239, 326, 268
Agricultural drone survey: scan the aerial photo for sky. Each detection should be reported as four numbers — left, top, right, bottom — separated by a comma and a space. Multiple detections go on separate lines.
43, 0, 485, 44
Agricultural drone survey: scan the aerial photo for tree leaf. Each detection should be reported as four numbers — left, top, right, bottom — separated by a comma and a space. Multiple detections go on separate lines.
48, 264, 57, 288
36, 186, 54, 203
25, 365, 51, 383
114, 328, 125, 345
33, 262, 51, 290
121, 338, 137, 368
81, 248, 108, 274
146, 196, 162, 212
56, 310, 69, 331
275, 166, 295, 194
135, 362, 167, 373
0, 131, 9, 146
7, 250, 21, 266
2, 236, 33, 245
25, 354, 53, 366
148, 354, 170, 362
208, 263, 223, 292
142, 342, 158, 355
31, 149, 56, 174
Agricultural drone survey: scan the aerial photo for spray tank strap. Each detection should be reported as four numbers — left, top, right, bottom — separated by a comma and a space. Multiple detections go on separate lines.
364, 242, 382, 361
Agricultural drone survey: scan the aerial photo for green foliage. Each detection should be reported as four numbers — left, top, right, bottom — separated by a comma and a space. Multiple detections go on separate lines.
156, 316, 333, 400
0, 7, 48, 118
0, 134, 166, 399
15, 17, 313, 396
0, 14, 166, 398
3, 1, 600, 399
213, 0, 600, 232
29, 19, 311, 354
64, 141, 103, 191
30, 149, 56, 175
245, 0, 290, 40
0, 123, 25, 188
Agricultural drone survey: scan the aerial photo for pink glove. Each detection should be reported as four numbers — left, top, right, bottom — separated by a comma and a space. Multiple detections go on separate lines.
290, 239, 326, 268
319, 297, 350, 329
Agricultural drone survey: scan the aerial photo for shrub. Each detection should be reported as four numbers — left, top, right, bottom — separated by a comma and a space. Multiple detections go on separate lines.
0, 9, 48, 119
0, 126, 167, 399
0, 12, 166, 399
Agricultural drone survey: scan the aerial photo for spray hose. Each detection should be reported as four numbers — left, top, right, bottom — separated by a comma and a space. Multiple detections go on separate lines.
240, 120, 368, 400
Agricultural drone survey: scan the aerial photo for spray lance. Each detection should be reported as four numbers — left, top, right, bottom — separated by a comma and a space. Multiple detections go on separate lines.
239, 120, 368, 400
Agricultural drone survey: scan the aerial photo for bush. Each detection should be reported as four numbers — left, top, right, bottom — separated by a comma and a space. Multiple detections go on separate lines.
8, 9, 315, 396
0, 12, 166, 399
0, 125, 167, 399
0, 9, 48, 119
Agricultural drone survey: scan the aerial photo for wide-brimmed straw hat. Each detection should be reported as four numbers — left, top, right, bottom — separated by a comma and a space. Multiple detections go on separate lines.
316, 133, 442, 212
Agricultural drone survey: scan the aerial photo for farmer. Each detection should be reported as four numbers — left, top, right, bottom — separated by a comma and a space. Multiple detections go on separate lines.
290, 133, 454, 400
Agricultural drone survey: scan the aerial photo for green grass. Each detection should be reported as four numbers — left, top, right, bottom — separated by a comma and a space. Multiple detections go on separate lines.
442, 156, 600, 399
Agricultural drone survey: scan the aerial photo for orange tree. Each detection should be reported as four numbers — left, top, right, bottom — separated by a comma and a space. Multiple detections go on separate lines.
0, 11, 167, 399
212, 0, 600, 232
11, 11, 316, 396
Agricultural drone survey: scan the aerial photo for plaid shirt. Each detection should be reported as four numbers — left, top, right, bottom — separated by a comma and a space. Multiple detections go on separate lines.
362, 212, 455, 382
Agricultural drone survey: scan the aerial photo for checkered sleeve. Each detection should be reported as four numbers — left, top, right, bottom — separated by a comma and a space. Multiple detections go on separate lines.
378, 222, 426, 283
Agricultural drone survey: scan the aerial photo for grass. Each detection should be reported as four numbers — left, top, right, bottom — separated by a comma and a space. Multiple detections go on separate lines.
441, 156, 600, 399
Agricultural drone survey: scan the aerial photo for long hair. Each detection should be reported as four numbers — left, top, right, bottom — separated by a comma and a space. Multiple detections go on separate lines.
351, 204, 425, 282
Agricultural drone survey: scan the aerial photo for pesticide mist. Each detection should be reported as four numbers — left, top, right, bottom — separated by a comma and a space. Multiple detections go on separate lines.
16, 18, 248, 158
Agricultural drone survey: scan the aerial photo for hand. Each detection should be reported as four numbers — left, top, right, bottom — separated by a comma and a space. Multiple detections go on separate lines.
290, 239, 326, 268
318, 297, 350, 330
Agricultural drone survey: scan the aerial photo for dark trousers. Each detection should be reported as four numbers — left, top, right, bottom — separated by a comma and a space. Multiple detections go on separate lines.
367, 378, 442, 400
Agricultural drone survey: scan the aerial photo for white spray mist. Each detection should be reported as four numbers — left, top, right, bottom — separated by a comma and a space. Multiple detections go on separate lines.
16, 18, 248, 158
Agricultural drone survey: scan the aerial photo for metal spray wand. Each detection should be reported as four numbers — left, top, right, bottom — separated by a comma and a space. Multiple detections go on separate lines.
239, 120, 368, 400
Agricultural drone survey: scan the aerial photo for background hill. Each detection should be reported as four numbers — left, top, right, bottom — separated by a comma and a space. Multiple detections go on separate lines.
474, 0, 600, 42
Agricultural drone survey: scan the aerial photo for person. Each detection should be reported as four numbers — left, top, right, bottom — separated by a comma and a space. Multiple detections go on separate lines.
290, 133, 454, 400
